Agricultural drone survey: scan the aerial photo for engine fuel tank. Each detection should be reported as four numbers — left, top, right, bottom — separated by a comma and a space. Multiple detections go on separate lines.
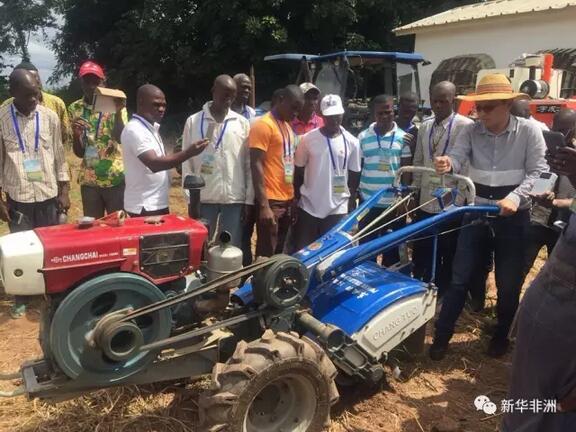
22, 214, 207, 295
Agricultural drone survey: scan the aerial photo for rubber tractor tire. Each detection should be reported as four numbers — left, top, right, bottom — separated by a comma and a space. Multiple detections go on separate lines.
199, 329, 339, 432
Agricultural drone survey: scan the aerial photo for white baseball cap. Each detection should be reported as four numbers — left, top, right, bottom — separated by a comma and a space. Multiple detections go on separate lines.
299, 82, 320, 95
320, 94, 345, 116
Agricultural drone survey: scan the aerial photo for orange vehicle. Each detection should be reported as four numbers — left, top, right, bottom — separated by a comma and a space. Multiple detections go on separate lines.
457, 53, 576, 126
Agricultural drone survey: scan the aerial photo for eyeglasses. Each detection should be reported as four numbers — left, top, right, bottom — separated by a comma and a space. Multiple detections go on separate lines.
475, 102, 503, 113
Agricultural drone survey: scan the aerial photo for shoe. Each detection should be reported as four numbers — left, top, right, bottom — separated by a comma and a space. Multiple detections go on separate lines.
429, 338, 449, 361
9, 303, 26, 319
486, 336, 509, 358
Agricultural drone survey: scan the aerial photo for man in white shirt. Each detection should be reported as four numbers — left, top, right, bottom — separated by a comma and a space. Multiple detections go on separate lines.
293, 94, 361, 250
511, 98, 549, 131
412, 81, 474, 296
182, 75, 251, 247
121, 84, 208, 216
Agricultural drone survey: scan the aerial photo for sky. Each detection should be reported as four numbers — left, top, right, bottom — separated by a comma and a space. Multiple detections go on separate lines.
4, 28, 64, 88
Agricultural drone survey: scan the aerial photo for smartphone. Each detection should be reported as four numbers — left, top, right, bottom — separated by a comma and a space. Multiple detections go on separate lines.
205, 122, 216, 143
543, 130, 566, 155
530, 171, 558, 196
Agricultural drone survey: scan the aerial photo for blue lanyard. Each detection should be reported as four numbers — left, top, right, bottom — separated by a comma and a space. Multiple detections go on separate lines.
272, 112, 292, 157
376, 126, 395, 150
133, 114, 165, 155
242, 106, 250, 119
10, 104, 39, 154
428, 113, 455, 159
325, 129, 348, 173
82, 107, 103, 139
200, 112, 230, 151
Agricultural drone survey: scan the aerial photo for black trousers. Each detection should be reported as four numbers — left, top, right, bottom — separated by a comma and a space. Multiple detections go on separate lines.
127, 207, 169, 217
81, 182, 125, 219
435, 210, 529, 342
358, 206, 405, 266
411, 209, 462, 296
7, 196, 58, 232
293, 208, 345, 251
523, 222, 560, 277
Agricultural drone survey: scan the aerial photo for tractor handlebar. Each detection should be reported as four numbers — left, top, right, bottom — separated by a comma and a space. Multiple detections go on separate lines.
394, 166, 477, 205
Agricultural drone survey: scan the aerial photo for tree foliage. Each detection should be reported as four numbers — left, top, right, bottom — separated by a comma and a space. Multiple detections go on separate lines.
53, 0, 479, 114
0, 0, 56, 65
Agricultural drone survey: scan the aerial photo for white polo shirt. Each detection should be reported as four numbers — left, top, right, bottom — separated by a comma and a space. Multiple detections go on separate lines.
121, 114, 170, 213
294, 127, 361, 218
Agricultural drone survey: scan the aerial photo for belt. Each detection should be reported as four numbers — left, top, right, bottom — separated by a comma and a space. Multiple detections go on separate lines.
474, 183, 519, 201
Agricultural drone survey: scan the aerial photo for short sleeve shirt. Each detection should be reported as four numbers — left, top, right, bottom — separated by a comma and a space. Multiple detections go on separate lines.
358, 122, 411, 207
295, 128, 361, 218
249, 112, 294, 202
68, 99, 127, 188
120, 115, 170, 213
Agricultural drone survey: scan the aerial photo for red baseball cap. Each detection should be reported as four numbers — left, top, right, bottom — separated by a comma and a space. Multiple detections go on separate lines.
79, 61, 105, 79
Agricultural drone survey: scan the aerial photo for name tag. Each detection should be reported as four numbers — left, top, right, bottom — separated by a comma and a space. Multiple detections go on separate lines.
378, 156, 390, 172
84, 145, 100, 168
333, 175, 347, 195
284, 156, 294, 184
201, 154, 216, 176
23, 158, 44, 182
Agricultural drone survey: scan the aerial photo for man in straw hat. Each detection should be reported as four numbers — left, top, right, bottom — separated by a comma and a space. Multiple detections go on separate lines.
429, 73, 548, 360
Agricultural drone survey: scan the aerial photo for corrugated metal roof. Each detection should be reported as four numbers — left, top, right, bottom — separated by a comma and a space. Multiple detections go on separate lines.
394, 0, 576, 35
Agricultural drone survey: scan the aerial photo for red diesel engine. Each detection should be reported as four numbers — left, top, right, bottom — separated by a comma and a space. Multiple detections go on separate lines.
0, 213, 207, 296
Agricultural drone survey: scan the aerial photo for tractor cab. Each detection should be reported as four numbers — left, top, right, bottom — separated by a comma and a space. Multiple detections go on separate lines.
264, 51, 427, 134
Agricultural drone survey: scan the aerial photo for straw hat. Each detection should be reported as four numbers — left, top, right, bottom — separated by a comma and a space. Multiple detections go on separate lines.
457, 73, 526, 101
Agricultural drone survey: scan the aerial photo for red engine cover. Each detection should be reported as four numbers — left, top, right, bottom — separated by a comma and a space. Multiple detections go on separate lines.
35, 214, 208, 294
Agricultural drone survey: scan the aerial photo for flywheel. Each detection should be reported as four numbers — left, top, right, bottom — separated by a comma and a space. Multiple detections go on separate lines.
48, 273, 172, 385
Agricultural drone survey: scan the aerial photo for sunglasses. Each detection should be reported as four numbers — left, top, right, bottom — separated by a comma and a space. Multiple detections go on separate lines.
475, 101, 504, 113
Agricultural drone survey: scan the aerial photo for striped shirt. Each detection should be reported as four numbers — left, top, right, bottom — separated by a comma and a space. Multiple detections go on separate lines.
358, 122, 412, 207
0, 103, 69, 203
413, 113, 474, 213
449, 116, 548, 209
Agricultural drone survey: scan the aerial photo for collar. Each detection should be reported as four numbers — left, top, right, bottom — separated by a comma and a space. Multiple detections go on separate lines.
11, 102, 38, 119
371, 121, 398, 136
203, 101, 237, 122
133, 113, 160, 132
478, 115, 517, 136
435, 112, 455, 128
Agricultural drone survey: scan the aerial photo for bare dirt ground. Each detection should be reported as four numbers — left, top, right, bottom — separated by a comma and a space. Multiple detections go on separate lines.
0, 154, 544, 432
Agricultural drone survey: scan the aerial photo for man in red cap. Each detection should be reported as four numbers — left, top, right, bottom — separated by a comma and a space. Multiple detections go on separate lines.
68, 60, 127, 219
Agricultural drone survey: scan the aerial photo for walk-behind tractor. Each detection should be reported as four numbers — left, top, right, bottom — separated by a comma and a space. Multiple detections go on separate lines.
0, 167, 499, 431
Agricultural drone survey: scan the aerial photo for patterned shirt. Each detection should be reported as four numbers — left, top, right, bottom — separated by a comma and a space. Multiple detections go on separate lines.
358, 122, 412, 207
68, 99, 127, 188
2, 92, 72, 147
0, 103, 69, 203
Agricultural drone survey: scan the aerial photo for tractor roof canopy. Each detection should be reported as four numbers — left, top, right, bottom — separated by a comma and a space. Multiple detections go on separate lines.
264, 51, 426, 66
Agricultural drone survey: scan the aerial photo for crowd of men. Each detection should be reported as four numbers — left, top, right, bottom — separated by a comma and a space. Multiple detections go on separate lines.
1, 59, 576, 431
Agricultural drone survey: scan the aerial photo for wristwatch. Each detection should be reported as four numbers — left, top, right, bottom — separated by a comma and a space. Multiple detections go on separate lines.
570, 195, 576, 214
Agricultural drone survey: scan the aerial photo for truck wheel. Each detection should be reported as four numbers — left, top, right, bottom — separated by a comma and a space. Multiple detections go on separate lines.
199, 329, 339, 432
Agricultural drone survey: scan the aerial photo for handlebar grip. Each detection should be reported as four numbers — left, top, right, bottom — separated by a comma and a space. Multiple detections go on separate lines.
394, 166, 477, 205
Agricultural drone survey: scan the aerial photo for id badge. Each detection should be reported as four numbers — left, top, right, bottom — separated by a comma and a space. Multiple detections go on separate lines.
332, 175, 346, 195
23, 158, 44, 182
84, 145, 100, 168
378, 156, 390, 172
284, 156, 294, 184
201, 154, 215, 176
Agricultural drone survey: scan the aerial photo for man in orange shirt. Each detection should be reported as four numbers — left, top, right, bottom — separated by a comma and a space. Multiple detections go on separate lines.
249, 85, 304, 257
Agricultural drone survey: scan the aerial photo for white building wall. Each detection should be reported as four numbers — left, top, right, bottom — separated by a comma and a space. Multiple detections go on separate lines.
413, 8, 576, 105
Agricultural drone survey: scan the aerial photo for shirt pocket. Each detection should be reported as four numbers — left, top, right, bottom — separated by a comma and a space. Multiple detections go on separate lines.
39, 132, 53, 152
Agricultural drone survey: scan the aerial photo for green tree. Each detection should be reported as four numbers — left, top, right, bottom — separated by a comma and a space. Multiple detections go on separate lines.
52, 0, 480, 114
0, 0, 56, 63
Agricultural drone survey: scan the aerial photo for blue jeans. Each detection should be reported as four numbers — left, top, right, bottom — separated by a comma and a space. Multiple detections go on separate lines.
200, 203, 243, 248
435, 210, 529, 341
